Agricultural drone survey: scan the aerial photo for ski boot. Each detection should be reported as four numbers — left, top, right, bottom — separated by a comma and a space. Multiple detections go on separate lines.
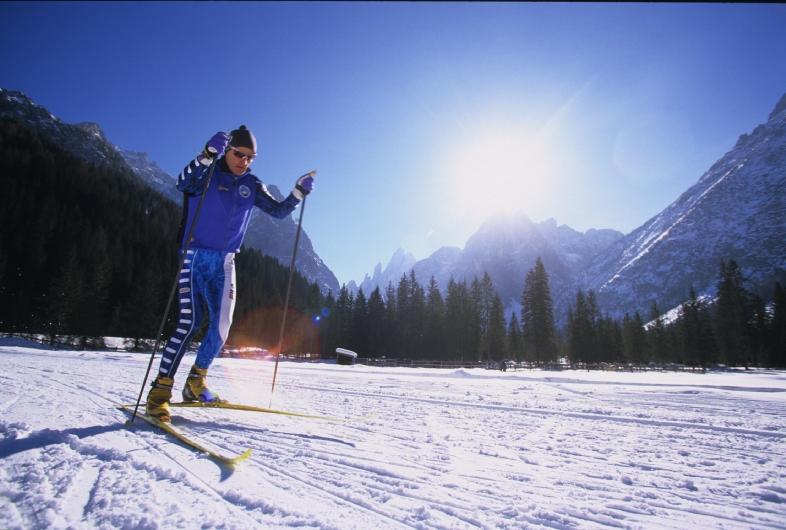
183, 365, 225, 403
146, 376, 173, 422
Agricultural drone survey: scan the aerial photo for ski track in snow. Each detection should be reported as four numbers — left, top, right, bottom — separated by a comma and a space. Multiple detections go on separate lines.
1, 344, 785, 529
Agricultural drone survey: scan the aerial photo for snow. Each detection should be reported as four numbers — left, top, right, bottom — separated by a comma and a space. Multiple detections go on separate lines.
2, 341, 785, 529
602, 163, 747, 291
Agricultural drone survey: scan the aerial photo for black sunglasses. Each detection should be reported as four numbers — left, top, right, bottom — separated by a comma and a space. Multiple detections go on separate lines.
228, 147, 256, 162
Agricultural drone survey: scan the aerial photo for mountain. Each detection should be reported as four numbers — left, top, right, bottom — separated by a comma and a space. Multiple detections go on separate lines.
356, 213, 623, 313
118, 148, 181, 203
415, 214, 623, 312
352, 248, 417, 296
0, 87, 339, 295
582, 92, 786, 318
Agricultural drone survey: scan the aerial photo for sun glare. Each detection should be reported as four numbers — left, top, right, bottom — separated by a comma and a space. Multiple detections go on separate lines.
441, 127, 559, 228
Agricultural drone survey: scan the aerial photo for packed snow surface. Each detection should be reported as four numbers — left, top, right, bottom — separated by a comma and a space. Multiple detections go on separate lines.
1, 340, 785, 529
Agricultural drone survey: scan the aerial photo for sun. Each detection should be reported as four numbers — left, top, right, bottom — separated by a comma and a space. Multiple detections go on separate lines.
440, 126, 560, 229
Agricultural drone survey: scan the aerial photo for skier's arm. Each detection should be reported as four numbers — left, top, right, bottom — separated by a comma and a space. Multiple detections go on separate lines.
254, 180, 301, 219
176, 156, 211, 195
177, 131, 231, 195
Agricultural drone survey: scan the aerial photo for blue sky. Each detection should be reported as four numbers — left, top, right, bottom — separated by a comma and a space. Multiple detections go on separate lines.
2, 2, 786, 285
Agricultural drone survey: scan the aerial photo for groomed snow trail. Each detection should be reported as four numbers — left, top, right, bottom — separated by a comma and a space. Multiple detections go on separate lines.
1, 342, 785, 529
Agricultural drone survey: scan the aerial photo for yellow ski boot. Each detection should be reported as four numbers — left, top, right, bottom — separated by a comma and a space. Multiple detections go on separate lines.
183, 366, 225, 403
146, 376, 173, 422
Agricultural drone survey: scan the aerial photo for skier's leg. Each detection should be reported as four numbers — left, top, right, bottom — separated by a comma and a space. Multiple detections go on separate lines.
158, 248, 205, 378
147, 249, 204, 420
184, 251, 236, 402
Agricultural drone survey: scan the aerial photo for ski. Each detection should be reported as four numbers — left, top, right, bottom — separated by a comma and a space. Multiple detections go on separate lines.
168, 401, 340, 421
119, 405, 252, 466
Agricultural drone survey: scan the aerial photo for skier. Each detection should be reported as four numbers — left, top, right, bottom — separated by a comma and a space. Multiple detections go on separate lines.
146, 125, 314, 422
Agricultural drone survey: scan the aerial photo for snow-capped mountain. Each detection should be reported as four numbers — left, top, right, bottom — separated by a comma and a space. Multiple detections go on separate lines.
0, 87, 339, 295
583, 92, 786, 318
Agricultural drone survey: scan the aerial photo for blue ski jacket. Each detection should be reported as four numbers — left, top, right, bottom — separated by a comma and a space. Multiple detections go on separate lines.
176, 155, 301, 252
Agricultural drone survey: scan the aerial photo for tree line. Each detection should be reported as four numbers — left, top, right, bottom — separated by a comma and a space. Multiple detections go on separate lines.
325, 258, 786, 368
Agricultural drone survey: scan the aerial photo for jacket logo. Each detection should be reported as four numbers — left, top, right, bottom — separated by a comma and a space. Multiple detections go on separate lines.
239, 185, 251, 198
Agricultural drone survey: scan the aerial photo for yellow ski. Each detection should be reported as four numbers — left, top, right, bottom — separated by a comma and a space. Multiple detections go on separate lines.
168, 401, 341, 421
119, 405, 252, 466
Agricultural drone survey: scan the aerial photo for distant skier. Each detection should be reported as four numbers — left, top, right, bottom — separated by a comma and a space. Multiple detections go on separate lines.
146, 126, 314, 422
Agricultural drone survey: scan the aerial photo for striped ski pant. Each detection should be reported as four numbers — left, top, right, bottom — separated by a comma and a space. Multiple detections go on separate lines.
157, 248, 236, 378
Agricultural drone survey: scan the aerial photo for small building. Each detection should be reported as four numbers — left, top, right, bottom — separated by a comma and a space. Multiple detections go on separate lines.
336, 347, 358, 365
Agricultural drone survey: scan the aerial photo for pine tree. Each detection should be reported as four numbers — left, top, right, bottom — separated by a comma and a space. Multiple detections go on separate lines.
334, 285, 354, 352
622, 311, 647, 365
597, 315, 624, 364
469, 277, 485, 363
680, 287, 716, 368
424, 277, 446, 360
352, 288, 369, 355
646, 301, 668, 364
322, 291, 338, 356
445, 278, 469, 362
568, 290, 596, 366
507, 312, 523, 362
488, 294, 507, 361
715, 260, 753, 367
396, 273, 411, 357
366, 287, 387, 358
521, 257, 557, 365
408, 271, 426, 357
771, 283, 786, 367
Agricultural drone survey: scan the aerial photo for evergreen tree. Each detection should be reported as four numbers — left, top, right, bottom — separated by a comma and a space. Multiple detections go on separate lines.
408, 270, 426, 357
396, 273, 411, 356
469, 277, 484, 362
47, 249, 85, 341
715, 260, 753, 367
597, 315, 624, 364
445, 278, 470, 362
622, 311, 647, 365
366, 287, 387, 358
334, 285, 354, 352
679, 287, 716, 368
384, 282, 398, 357
771, 283, 786, 367
424, 277, 446, 360
521, 257, 557, 365
321, 291, 338, 356
488, 294, 507, 361
351, 288, 369, 354
646, 302, 668, 364
507, 312, 523, 362
567, 290, 597, 366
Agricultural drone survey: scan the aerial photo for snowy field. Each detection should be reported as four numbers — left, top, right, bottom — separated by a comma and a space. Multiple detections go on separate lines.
1, 339, 785, 529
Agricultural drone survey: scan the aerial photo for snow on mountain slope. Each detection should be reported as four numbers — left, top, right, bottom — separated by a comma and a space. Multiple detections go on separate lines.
2, 340, 784, 529
585, 93, 786, 317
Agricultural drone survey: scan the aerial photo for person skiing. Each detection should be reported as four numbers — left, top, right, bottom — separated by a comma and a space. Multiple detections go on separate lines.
146, 125, 314, 422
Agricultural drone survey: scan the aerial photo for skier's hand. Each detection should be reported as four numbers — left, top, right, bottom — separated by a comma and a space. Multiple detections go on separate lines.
294, 171, 316, 200
204, 132, 231, 158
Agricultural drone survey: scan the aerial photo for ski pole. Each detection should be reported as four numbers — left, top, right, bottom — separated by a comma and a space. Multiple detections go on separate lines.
127, 157, 219, 425
269, 171, 315, 404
